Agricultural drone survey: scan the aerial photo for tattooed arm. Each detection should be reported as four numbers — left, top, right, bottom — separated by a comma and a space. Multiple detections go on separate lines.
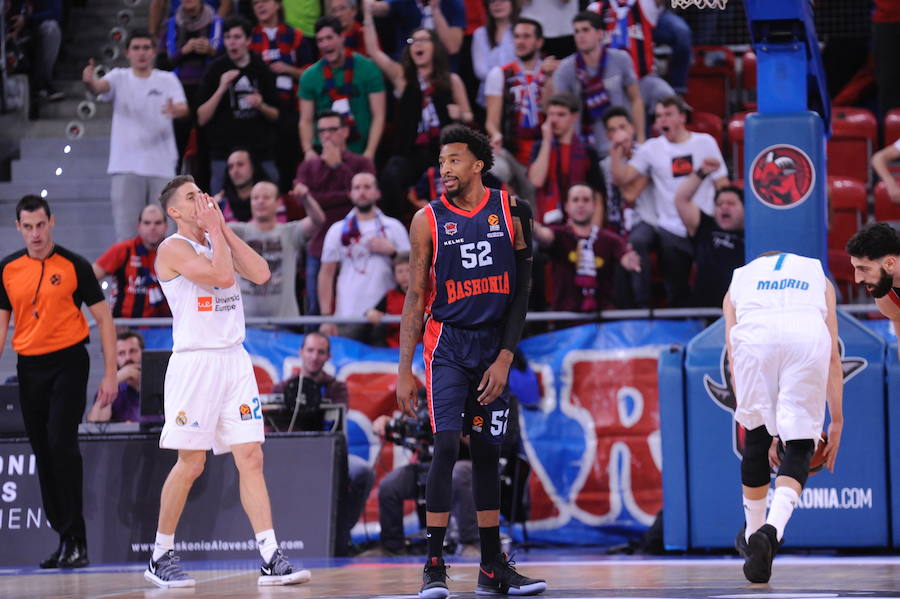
396, 208, 434, 417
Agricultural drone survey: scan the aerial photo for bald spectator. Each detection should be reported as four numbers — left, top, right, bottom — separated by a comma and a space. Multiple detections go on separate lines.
318, 173, 410, 338
228, 181, 325, 316
93, 205, 170, 318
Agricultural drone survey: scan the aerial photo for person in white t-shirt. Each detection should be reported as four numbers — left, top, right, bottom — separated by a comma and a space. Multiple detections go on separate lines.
611, 94, 728, 307
871, 136, 900, 204
318, 172, 411, 338
83, 30, 189, 242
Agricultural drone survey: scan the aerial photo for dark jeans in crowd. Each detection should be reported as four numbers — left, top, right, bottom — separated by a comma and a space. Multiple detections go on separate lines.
17, 342, 89, 545
653, 10, 692, 94
378, 461, 477, 552
628, 222, 694, 308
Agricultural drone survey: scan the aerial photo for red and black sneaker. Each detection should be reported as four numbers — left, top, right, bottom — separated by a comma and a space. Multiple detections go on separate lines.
476, 553, 547, 596
419, 556, 450, 599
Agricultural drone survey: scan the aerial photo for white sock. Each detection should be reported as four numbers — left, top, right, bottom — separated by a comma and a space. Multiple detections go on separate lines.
742, 496, 768, 542
153, 532, 175, 562
766, 486, 800, 541
256, 529, 278, 563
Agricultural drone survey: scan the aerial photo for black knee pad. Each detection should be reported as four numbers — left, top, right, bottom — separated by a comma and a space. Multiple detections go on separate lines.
741, 426, 773, 487
425, 430, 459, 513
470, 434, 502, 512
778, 439, 814, 489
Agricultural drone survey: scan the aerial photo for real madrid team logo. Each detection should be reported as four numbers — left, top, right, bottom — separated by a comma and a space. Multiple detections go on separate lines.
175, 411, 188, 426
749, 144, 815, 209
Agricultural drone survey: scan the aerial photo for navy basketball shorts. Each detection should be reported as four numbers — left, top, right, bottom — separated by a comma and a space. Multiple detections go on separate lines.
423, 319, 511, 444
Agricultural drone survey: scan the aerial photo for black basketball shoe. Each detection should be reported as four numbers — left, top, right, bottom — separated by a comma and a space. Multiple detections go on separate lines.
743, 523, 779, 583
477, 552, 547, 595
419, 556, 450, 599
735, 524, 749, 559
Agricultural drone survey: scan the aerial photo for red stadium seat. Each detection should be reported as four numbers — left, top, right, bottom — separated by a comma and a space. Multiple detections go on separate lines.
874, 181, 900, 221
827, 177, 867, 250
828, 249, 858, 303
741, 50, 757, 111
826, 108, 877, 185
727, 112, 748, 180
687, 111, 724, 154
684, 45, 736, 120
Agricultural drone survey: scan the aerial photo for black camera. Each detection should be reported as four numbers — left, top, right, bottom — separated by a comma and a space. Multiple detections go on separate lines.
383, 398, 433, 460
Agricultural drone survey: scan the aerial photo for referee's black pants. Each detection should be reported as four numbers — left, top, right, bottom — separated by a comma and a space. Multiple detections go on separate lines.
16, 342, 89, 544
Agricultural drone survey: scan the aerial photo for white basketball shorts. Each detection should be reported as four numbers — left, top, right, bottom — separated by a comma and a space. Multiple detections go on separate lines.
730, 313, 831, 441
159, 345, 265, 455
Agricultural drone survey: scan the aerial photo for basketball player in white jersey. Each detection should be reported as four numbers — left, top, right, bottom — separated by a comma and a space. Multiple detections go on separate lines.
723, 252, 843, 584
144, 175, 310, 588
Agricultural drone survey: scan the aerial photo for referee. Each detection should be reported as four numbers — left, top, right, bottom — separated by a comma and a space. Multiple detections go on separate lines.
0, 196, 118, 568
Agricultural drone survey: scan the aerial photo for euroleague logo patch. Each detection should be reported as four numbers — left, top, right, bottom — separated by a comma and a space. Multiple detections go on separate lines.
239, 404, 252, 421
749, 144, 815, 209
472, 415, 484, 433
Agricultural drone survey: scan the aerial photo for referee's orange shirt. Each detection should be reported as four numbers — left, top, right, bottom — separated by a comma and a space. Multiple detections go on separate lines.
0, 245, 106, 356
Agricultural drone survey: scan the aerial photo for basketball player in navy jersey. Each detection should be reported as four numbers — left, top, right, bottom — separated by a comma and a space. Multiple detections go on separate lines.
847, 223, 900, 362
398, 125, 547, 598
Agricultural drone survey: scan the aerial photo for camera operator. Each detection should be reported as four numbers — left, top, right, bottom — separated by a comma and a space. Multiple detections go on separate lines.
371, 390, 531, 556
274, 332, 374, 557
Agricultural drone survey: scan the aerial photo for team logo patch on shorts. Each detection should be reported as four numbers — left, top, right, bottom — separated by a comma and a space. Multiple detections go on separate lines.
197, 296, 213, 312
472, 415, 484, 433
239, 404, 252, 421
175, 411, 188, 426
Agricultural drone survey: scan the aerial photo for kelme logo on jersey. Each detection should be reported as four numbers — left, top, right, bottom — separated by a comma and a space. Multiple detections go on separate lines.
750, 144, 815, 209
444, 221, 458, 236
197, 296, 213, 312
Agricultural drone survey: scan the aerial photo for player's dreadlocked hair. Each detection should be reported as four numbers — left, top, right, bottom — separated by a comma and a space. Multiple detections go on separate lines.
846, 222, 900, 260
439, 124, 494, 173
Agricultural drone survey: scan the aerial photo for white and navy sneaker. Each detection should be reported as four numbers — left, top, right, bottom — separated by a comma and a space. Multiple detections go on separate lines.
258, 548, 311, 586
144, 550, 195, 588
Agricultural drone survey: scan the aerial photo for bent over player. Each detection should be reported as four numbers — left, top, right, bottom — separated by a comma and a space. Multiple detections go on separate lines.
145, 175, 309, 588
846, 222, 900, 362
397, 125, 547, 598
723, 252, 843, 584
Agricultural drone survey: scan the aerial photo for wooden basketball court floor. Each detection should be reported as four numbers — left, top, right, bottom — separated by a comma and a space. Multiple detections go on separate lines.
2, 553, 900, 599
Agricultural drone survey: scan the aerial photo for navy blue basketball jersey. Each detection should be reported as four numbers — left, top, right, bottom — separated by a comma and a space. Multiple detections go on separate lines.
425, 188, 517, 327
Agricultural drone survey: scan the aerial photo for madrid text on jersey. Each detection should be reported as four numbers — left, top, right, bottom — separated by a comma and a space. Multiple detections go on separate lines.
445, 272, 511, 304
756, 277, 810, 291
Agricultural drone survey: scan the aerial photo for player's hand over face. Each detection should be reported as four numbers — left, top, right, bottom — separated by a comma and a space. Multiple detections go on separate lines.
768, 438, 781, 470
823, 421, 842, 473
194, 193, 222, 233
396, 371, 418, 417
477, 358, 511, 406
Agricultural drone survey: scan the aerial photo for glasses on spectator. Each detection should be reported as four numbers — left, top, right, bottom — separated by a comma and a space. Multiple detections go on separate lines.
407, 36, 432, 45
318, 126, 342, 134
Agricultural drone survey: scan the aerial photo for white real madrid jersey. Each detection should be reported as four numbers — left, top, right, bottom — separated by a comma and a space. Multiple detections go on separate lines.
728, 252, 828, 322
159, 233, 245, 352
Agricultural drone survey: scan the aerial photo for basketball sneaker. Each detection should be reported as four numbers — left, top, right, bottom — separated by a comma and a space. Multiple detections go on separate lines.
743, 523, 779, 583
258, 548, 311, 586
476, 552, 547, 595
419, 556, 450, 599
144, 550, 195, 588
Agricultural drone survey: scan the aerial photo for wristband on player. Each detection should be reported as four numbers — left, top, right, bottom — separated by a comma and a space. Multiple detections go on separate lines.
695, 168, 709, 180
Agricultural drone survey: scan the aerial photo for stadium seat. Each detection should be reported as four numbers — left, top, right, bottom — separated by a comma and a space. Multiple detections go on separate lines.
828, 249, 858, 303
684, 45, 736, 120
727, 112, 748, 180
827, 177, 867, 250
686, 111, 724, 154
874, 180, 900, 222
741, 50, 757, 111
884, 109, 900, 179
826, 108, 877, 185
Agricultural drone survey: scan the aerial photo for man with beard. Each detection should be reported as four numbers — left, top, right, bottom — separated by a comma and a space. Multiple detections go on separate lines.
674, 158, 745, 308
397, 125, 546, 598
723, 252, 842, 584
847, 223, 900, 361
318, 172, 410, 339
87, 329, 156, 423
93, 204, 171, 318
197, 16, 280, 195
533, 183, 640, 312
484, 17, 558, 204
